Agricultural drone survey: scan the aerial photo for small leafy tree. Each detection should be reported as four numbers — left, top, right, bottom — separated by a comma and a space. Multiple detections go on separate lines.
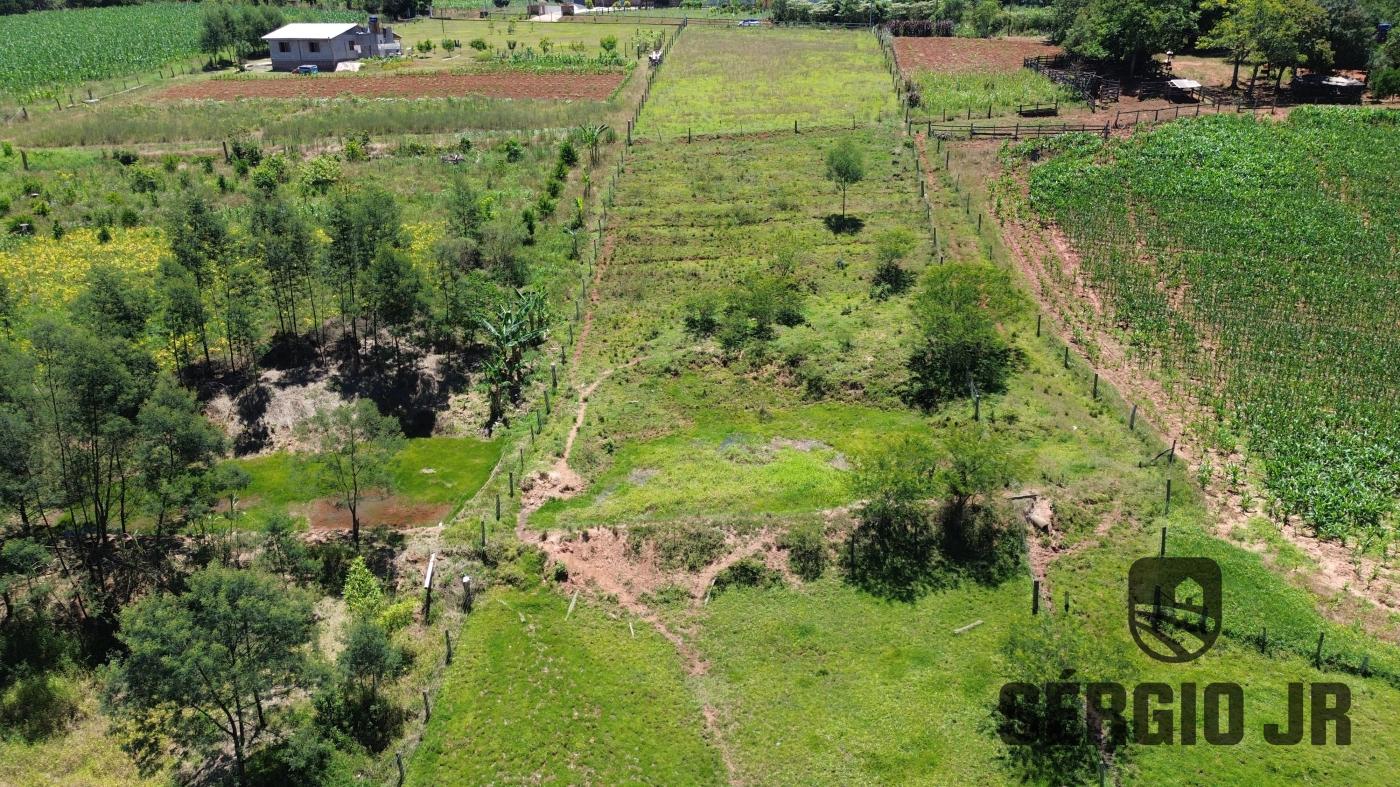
135, 377, 226, 535
314, 618, 405, 752
342, 556, 384, 618
906, 262, 1021, 409
872, 228, 916, 298
600, 35, 619, 54
938, 427, 1017, 519
301, 401, 403, 545
105, 568, 314, 786
824, 138, 865, 218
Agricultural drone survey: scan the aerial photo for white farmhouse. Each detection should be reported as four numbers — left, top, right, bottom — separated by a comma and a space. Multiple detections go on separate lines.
263, 16, 403, 72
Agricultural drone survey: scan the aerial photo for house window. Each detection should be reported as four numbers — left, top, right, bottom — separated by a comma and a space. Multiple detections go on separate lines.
278, 42, 290, 54
308, 41, 320, 53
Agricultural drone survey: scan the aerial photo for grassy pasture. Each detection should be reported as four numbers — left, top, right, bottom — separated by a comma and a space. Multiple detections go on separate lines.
463, 110, 1400, 784
408, 585, 724, 785
513, 128, 963, 537
3, 97, 615, 148
636, 27, 898, 138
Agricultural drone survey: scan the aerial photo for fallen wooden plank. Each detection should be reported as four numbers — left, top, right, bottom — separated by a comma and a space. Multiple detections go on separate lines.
954, 619, 984, 635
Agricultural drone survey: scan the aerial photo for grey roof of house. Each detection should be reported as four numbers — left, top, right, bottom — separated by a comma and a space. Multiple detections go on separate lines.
262, 23, 360, 42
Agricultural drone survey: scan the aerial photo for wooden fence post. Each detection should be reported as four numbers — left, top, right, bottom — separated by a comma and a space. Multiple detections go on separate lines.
1032, 581, 1040, 615
1129, 403, 1138, 431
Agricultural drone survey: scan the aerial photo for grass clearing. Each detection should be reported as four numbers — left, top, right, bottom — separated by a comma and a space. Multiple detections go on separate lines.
637, 27, 897, 138
235, 436, 500, 529
695, 576, 1024, 784
408, 586, 724, 785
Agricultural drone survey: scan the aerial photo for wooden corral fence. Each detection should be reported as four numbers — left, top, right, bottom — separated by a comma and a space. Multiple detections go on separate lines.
1024, 54, 1120, 108
911, 119, 1110, 140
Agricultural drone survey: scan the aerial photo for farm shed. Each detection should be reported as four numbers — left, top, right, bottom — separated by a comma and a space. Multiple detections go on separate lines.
263, 16, 402, 73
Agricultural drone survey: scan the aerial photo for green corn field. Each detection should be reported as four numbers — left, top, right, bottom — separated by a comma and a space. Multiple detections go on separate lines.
0, 3, 360, 104
1026, 108, 1400, 546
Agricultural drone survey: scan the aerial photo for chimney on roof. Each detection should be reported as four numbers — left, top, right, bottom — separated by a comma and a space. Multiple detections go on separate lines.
369, 15, 381, 35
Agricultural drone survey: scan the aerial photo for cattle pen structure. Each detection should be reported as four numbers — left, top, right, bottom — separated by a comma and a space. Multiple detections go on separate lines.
1024, 54, 1121, 108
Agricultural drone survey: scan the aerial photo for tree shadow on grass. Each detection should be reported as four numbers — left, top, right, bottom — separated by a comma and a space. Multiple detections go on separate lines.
823, 214, 865, 235
840, 517, 955, 603
841, 502, 1026, 602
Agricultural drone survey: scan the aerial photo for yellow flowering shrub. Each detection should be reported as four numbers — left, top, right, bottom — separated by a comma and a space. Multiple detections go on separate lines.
0, 227, 166, 307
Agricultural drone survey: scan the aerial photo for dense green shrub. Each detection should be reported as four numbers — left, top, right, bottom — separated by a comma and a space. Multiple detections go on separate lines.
628, 523, 727, 572
712, 557, 783, 594
780, 522, 828, 581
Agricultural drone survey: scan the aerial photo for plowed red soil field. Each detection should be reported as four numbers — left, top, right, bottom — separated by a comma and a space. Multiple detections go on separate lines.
894, 36, 1062, 75
159, 72, 624, 101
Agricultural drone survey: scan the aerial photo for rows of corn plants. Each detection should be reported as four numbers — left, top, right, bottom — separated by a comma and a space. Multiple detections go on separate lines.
0, 3, 360, 104
1021, 108, 1400, 548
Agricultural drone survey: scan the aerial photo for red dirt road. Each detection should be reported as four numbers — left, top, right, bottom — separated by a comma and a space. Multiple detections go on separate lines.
159, 72, 625, 101
895, 36, 1062, 75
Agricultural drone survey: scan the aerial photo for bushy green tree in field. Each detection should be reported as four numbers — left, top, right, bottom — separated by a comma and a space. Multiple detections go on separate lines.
966, 0, 1003, 37
1372, 66, 1400, 97
780, 522, 829, 581
1319, 0, 1379, 70
342, 555, 384, 618
167, 192, 231, 368
249, 192, 317, 340
906, 262, 1021, 409
135, 377, 226, 535
935, 426, 1024, 583
1060, 0, 1197, 76
324, 186, 404, 360
849, 435, 944, 600
1200, 0, 1332, 88
871, 227, 916, 298
365, 245, 424, 367
105, 567, 315, 787
300, 400, 403, 545
257, 513, 318, 585
824, 137, 865, 218
313, 617, 405, 752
